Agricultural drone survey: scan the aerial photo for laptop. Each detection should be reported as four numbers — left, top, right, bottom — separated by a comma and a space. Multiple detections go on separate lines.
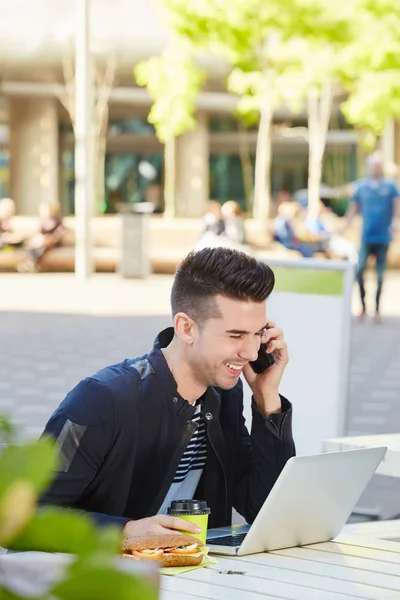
206, 447, 387, 555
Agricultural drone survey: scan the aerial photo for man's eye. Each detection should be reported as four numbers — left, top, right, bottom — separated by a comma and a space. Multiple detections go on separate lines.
230, 335, 243, 339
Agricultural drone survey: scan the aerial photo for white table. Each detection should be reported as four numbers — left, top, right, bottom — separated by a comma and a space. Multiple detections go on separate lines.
160, 535, 400, 599
322, 434, 400, 479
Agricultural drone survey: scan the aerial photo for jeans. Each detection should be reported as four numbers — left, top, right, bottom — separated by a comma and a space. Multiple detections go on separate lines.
357, 241, 389, 312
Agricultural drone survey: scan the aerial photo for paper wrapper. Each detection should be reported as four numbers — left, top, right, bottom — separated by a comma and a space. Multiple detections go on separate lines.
159, 555, 217, 576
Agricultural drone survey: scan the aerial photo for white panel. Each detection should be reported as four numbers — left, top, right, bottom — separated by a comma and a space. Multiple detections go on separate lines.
242, 260, 353, 456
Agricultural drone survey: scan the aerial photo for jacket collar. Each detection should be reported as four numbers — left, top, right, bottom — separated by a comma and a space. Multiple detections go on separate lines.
149, 327, 221, 418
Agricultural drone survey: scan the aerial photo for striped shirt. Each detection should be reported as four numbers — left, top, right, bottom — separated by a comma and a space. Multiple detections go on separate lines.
158, 397, 207, 515
173, 400, 207, 483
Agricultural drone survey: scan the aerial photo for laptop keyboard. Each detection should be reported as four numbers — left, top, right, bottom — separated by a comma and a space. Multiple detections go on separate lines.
207, 533, 247, 547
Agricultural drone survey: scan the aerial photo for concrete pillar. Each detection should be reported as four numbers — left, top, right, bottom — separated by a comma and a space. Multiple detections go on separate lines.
9, 97, 59, 215
175, 112, 209, 217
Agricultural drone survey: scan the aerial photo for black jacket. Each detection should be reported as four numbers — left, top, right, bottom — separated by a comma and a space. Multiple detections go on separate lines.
41, 328, 295, 529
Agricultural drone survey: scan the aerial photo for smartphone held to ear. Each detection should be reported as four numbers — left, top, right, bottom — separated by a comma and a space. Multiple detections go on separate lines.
250, 343, 275, 374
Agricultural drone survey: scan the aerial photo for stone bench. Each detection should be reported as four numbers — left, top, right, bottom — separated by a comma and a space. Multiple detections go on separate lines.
2, 214, 399, 274
0, 215, 201, 274
0, 215, 298, 274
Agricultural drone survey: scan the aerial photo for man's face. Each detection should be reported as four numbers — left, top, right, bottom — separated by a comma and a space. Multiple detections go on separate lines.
188, 295, 268, 390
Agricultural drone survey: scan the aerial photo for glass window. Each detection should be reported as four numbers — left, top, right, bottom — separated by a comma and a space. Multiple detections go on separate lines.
209, 154, 247, 209
108, 118, 155, 136
104, 153, 163, 213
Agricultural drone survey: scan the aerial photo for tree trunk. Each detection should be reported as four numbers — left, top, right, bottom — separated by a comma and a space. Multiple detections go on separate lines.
237, 121, 254, 215
95, 104, 109, 213
307, 81, 333, 217
164, 136, 176, 218
253, 87, 272, 222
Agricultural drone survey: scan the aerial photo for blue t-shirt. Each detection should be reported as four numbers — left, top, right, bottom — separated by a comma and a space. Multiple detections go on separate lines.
353, 178, 398, 243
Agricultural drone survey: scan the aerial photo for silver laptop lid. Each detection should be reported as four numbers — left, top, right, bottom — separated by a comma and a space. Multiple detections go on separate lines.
238, 446, 387, 555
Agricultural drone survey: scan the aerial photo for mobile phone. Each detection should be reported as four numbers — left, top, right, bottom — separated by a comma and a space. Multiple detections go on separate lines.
249, 343, 275, 374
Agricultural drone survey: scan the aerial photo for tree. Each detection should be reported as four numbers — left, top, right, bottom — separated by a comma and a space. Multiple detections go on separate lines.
237, 120, 254, 214
275, 40, 337, 217
159, 0, 354, 220
339, 0, 400, 148
228, 59, 296, 221
59, 52, 116, 214
134, 41, 206, 217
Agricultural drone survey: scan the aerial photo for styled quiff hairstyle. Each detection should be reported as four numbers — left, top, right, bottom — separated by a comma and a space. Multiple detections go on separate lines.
171, 247, 275, 325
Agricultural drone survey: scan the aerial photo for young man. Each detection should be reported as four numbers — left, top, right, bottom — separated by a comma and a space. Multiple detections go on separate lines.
341, 152, 400, 322
40, 248, 295, 540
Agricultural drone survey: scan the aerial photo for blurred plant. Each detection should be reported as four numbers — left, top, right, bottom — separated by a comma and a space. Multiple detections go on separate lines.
134, 41, 206, 217
339, 0, 400, 150
0, 432, 157, 599
156, 0, 354, 220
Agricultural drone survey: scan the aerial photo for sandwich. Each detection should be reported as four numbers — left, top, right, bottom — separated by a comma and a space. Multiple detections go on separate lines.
122, 534, 206, 568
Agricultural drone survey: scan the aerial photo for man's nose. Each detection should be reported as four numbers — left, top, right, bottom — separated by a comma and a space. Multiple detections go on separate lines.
238, 338, 259, 362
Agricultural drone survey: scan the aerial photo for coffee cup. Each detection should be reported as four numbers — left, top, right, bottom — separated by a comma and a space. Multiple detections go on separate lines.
168, 499, 210, 545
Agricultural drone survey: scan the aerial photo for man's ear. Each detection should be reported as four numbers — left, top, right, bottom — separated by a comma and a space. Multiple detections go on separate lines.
173, 312, 196, 344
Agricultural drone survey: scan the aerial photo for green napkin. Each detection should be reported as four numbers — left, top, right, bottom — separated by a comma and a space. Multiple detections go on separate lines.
159, 556, 217, 576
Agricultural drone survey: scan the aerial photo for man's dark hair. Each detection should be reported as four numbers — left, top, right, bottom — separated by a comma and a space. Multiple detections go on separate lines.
171, 247, 275, 324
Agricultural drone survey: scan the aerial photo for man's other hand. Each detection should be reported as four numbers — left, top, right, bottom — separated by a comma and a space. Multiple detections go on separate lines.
123, 514, 202, 539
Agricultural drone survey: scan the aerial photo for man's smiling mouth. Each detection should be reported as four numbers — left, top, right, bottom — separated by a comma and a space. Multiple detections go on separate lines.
224, 362, 245, 372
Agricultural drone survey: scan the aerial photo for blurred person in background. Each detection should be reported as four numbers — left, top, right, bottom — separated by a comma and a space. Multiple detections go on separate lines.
196, 200, 226, 250
221, 200, 246, 246
306, 201, 358, 262
340, 151, 400, 323
273, 200, 328, 258
0, 198, 24, 249
18, 202, 67, 272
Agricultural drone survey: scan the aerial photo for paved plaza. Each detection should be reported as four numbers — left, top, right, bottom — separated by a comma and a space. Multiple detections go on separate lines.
0, 268, 399, 520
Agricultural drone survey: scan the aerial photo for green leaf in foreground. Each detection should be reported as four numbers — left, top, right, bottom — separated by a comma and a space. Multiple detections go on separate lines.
0, 438, 57, 498
0, 480, 36, 545
9, 507, 121, 557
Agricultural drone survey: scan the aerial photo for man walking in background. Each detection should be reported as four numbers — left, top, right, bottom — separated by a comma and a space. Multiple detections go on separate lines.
341, 151, 400, 323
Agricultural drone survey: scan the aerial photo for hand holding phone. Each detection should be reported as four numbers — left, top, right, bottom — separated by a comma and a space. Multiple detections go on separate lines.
249, 343, 275, 374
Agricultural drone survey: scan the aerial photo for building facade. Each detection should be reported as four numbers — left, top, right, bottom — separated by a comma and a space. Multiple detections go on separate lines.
0, 0, 388, 218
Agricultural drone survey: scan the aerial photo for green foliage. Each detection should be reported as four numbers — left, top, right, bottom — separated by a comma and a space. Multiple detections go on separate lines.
134, 42, 206, 142
338, 0, 400, 135
0, 429, 155, 599
0, 439, 57, 500
9, 507, 121, 556
0, 439, 58, 545
161, 0, 354, 125
342, 71, 400, 135
163, 0, 353, 65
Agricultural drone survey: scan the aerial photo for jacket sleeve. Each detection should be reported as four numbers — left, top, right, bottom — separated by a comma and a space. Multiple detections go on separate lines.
232, 386, 295, 524
40, 377, 130, 529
